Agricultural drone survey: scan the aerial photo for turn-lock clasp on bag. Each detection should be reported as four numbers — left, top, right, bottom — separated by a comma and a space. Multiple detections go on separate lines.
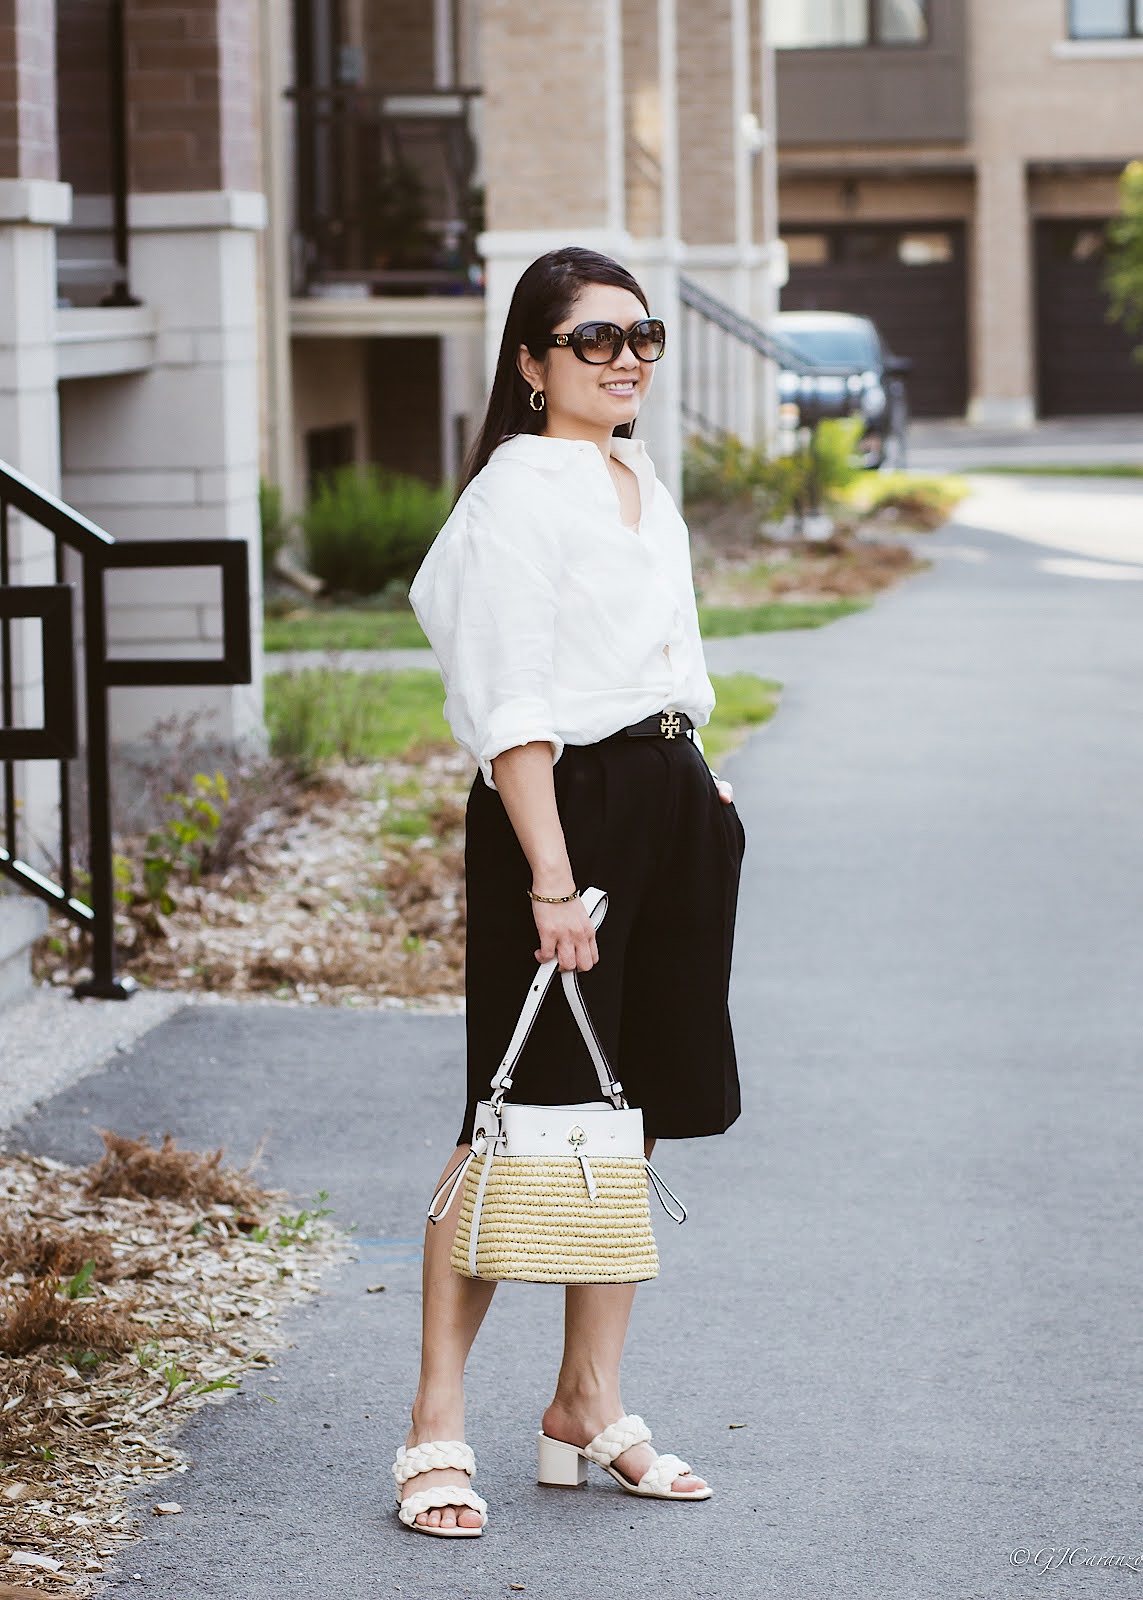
427, 887, 687, 1284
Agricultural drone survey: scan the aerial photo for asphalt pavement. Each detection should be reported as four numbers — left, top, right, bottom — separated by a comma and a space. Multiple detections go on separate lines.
5, 478, 1143, 1600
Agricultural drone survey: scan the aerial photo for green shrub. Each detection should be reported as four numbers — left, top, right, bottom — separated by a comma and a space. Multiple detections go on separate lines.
683, 434, 769, 503
142, 773, 230, 914
1105, 160, 1143, 363
302, 467, 450, 598
809, 417, 865, 499
683, 434, 810, 523
259, 480, 288, 572
683, 423, 863, 522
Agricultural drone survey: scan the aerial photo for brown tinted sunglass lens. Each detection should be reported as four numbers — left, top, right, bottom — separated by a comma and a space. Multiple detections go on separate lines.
575, 323, 622, 362
632, 320, 666, 360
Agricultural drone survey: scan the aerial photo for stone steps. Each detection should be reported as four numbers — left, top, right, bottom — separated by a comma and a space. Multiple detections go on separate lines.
0, 894, 46, 1008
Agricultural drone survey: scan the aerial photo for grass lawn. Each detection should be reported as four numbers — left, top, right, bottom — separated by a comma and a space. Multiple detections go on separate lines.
264, 666, 781, 772
264, 596, 863, 654
700, 672, 782, 767
263, 607, 429, 652
698, 597, 868, 634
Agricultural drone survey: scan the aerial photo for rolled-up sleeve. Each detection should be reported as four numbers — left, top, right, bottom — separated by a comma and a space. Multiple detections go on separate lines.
411, 475, 563, 791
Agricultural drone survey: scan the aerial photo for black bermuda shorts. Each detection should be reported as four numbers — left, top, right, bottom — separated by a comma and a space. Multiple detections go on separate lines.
458, 728, 746, 1147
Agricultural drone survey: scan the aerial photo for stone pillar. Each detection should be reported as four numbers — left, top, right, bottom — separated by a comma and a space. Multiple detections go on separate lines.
478, 0, 685, 495
968, 156, 1035, 427
58, 0, 266, 747
675, 0, 774, 447
625, 0, 683, 495
755, 5, 782, 449
0, 0, 68, 492
259, 0, 294, 508
0, 0, 71, 893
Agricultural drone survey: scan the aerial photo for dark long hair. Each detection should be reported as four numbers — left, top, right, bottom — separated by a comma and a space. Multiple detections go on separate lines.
457, 246, 651, 497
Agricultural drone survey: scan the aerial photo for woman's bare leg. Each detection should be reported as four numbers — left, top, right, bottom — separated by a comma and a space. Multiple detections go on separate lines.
402, 1145, 497, 1530
539, 1136, 706, 1493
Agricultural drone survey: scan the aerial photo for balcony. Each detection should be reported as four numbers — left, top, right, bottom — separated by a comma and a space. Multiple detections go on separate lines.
289, 86, 484, 301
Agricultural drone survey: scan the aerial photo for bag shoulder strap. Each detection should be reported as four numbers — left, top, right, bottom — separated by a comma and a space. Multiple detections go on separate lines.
487, 885, 625, 1111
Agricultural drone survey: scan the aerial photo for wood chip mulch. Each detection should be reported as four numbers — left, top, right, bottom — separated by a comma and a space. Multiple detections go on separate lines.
34, 749, 474, 1010
0, 1137, 349, 1594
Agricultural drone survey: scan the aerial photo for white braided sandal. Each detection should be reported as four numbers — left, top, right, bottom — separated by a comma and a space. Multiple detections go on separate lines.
536, 1413, 712, 1501
392, 1439, 488, 1537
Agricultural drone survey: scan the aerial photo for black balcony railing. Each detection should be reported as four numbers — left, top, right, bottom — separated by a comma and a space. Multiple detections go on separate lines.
289, 85, 484, 298
0, 462, 252, 999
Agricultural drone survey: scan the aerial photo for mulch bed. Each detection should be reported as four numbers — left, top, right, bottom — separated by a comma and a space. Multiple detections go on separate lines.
0, 1135, 348, 1594
34, 751, 473, 1011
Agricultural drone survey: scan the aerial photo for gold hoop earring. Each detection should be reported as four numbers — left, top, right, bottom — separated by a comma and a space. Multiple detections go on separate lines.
529, 388, 545, 413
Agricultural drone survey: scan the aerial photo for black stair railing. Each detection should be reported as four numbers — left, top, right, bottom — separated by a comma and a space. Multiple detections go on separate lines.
0, 460, 252, 999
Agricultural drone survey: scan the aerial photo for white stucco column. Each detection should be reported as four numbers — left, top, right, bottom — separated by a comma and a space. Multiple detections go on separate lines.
0, 177, 72, 886
0, 179, 70, 496
59, 192, 267, 747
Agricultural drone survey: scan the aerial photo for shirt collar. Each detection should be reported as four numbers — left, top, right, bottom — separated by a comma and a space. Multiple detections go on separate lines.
492, 432, 651, 475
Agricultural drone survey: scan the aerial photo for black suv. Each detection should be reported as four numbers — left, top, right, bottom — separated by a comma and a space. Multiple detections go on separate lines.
770, 311, 911, 470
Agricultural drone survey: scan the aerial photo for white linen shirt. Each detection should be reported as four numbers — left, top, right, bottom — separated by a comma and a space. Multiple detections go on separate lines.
408, 432, 717, 791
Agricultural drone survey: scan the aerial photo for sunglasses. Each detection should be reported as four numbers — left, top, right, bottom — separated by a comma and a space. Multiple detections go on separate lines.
542, 317, 667, 366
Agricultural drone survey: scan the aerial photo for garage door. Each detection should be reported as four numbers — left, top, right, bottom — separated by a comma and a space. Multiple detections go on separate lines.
780, 224, 968, 418
1036, 220, 1143, 417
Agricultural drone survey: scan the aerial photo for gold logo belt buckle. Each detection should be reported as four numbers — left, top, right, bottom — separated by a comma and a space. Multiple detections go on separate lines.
660, 710, 682, 739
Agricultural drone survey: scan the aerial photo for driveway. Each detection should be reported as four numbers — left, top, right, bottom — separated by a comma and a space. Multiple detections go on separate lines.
5, 476, 1143, 1599
908, 414, 1143, 471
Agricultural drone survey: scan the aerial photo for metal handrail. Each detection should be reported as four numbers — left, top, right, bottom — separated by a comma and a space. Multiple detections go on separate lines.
678, 275, 861, 377
0, 459, 251, 999
679, 275, 814, 375
677, 273, 871, 442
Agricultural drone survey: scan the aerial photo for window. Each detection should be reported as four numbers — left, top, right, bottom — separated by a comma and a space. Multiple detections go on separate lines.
768, 0, 928, 48
898, 231, 954, 265
1068, 0, 1143, 36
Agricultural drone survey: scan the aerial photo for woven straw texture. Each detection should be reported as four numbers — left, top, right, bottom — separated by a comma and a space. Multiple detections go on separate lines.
451, 1156, 659, 1284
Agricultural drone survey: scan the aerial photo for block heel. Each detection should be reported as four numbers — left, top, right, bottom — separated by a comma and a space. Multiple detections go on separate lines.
537, 1430, 589, 1487
536, 1414, 712, 1500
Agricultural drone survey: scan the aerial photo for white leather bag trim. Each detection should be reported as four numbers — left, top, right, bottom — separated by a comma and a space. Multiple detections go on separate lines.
472, 1101, 647, 1158
489, 887, 626, 1110
468, 1132, 502, 1278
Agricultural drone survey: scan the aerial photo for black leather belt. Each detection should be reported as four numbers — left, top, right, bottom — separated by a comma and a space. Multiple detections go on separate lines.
624, 709, 694, 740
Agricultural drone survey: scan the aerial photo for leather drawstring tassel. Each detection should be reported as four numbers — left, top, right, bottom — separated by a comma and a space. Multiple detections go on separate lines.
645, 1159, 687, 1224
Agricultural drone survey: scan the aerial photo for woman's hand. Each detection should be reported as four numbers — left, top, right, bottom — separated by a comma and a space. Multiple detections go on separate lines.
532, 894, 600, 972
714, 777, 734, 804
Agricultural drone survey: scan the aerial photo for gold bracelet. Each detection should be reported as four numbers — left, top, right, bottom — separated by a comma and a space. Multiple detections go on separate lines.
526, 887, 580, 904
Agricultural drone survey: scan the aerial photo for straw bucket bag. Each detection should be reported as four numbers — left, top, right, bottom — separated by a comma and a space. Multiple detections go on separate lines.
427, 886, 687, 1285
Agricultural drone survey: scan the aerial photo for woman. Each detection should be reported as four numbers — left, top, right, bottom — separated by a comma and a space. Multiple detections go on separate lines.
397, 245, 746, 1537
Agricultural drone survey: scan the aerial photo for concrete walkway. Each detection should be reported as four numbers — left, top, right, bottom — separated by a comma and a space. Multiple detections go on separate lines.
5, 478, 1143, 1598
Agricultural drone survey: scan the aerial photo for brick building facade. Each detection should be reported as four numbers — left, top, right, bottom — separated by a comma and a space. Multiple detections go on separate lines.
0, 0, 265, 1002
275, 0, 783, 506
773, 0, 1143, 421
